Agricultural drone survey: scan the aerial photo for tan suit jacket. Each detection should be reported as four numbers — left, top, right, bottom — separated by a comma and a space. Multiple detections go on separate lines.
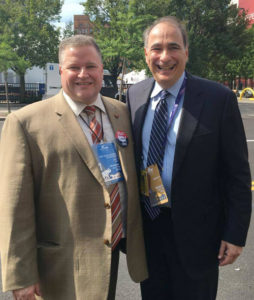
0, 92, 147, 299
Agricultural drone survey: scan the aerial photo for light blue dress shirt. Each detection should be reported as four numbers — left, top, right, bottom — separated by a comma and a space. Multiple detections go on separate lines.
142, 72, 185, 206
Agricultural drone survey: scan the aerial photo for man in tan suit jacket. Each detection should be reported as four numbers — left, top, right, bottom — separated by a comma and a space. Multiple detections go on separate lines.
0, 35, 147, 300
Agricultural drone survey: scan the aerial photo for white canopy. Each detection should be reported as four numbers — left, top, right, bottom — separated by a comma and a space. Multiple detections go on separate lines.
123, 70, 147, 84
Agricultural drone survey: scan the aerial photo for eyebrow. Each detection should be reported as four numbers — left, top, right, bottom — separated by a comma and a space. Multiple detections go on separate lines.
150, 42, 180, 48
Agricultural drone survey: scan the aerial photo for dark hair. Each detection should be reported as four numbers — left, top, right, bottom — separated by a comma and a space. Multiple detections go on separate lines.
143, 16, 188, 48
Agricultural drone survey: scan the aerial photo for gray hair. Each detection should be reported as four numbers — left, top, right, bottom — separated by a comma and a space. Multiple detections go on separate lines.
59, 35, 102, 64
143, 16, 188, 48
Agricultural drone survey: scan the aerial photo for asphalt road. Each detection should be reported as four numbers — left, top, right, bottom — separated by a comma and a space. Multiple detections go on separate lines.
0, 101, 253, 300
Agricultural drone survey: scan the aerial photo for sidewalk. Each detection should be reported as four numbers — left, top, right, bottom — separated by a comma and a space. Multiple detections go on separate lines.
0, 103, 26, 120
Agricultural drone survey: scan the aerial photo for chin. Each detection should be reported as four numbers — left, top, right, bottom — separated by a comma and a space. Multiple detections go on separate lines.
157, 79, 172, 88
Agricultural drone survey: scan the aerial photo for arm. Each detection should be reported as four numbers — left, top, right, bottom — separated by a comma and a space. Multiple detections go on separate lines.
0, 114, 39, 292
219, 90, 251, 257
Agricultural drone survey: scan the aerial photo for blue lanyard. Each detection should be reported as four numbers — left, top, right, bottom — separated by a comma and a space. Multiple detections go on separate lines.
166, 76, 186, 132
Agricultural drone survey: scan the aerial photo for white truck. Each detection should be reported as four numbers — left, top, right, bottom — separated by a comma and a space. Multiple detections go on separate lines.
43, 63, 61, 99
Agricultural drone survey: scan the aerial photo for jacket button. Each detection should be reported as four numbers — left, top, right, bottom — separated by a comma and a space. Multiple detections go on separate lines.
104, 203, 111, 209
104, 239, 111, 246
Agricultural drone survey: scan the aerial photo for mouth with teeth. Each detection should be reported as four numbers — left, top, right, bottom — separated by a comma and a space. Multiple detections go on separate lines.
75, 82, 92, 86
157, 64, 175, 71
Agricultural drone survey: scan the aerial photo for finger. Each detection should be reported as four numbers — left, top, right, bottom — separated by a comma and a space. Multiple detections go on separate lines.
13, 289, 36, 300
12, 291, 17, 300
35, 283, 42, 297
218, 242, 226, 259
219, 252, 239, 266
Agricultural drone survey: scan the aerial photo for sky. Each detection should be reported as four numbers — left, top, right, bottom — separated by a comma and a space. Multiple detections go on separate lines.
55, 0, 84, 29
60, 0, 84, 23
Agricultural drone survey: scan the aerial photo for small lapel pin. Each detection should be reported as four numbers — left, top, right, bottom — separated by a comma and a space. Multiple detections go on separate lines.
115, 131, 128, 147
114, 114, 119, 119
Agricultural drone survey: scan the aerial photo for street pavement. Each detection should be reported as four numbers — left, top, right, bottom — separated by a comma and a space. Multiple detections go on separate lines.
0, 100, 254, 300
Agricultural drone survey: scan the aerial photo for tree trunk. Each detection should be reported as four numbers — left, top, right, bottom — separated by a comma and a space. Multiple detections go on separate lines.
119, 57, 126, 102
20, 73, 25, 102
4, 71, 11, 114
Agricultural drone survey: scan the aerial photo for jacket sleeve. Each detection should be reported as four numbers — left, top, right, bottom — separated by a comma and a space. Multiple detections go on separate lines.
0, 113, 39, 292
220, 90, 252, 246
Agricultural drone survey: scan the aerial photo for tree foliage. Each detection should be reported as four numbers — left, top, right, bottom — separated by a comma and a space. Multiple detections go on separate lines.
83, 0, 129, 81
0, 37, 30, 111
83, 0, 252, 85
62, 21, 75, 39
0, 0, 63, 99
238, 25, 254, 83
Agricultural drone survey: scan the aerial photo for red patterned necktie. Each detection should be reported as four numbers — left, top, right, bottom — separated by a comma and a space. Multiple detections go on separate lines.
110, 183, 123, 250
84, 105, 103, 143
84, 105, 122, 250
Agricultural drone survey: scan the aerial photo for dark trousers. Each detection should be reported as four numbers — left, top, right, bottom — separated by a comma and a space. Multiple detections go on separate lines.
107, 247, 120, 300
141, 208, 218, 300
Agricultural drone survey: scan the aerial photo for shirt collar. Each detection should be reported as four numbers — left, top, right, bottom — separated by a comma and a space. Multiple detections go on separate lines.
151, 72, 185, 99
63, 91, 106, 117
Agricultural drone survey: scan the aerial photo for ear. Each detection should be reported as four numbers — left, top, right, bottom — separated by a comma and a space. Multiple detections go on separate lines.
59, 65, 63, 75
144, 47, 149, 64
185, 47, 189, 62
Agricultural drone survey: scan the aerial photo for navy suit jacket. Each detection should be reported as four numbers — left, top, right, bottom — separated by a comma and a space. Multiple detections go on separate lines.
127, 72, 252, 279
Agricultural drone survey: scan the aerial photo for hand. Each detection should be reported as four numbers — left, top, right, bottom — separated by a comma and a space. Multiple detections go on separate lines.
13, 283, 41, 300
218, 240, 243, 266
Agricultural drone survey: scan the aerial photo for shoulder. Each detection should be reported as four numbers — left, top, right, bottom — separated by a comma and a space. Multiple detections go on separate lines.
128, 78, 154, 94
187, 73, 234, 97
101, 95, 127, 111
102, 95, 125, 107
8, 93, 61, 123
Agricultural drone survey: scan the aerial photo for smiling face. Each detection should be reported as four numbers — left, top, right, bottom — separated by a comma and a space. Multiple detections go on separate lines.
145, 22, 188, 89
59, 45, 103, 104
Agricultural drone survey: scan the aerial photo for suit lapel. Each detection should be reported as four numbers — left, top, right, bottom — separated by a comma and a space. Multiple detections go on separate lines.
133, 79, 155, 164
172, 74, 206, 179
54, 92, 105, 187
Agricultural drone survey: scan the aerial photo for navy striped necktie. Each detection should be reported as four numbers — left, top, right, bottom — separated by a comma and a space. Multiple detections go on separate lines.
147, 90, 169, 171
145, 89, 169, 219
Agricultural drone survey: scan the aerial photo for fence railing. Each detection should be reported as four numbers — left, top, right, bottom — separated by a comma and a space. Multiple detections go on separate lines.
0, 83, 45, 103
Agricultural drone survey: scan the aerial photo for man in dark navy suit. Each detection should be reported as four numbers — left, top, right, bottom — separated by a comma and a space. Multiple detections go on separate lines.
127, 16, 252, 300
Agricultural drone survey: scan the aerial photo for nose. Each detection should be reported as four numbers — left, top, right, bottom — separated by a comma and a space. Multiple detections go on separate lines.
160, 49, 171, 62
78, 67, 89, 77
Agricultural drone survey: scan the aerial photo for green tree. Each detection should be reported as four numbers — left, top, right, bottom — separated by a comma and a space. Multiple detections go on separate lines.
130, 0, 249, 81
83, 0, 129, 83
0, 0, 63, 101
84, 0, 250, 85
83, 0, 163, 78
62, 21, 75, 39
0, 38, 30, 111
238, 25, 254, 86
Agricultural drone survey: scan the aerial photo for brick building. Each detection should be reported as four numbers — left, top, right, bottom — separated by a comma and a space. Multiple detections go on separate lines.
74, 15, 94, 35
231, 0, 254, 26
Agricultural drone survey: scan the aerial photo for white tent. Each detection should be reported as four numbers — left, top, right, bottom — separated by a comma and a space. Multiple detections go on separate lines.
123, 70, 147, 84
